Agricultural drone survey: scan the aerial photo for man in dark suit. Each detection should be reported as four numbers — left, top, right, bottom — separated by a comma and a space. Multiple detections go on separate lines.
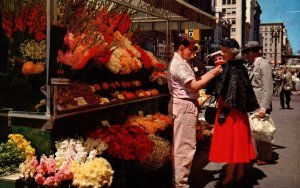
243, 41, 273, 165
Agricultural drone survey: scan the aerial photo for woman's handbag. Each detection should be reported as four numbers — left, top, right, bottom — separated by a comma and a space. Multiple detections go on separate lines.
249, 113, 276, 143
283, 83, 293, 91
204, 97, 217, 124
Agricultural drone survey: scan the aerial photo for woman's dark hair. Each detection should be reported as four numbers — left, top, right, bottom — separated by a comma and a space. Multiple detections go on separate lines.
174, 33, 194, 51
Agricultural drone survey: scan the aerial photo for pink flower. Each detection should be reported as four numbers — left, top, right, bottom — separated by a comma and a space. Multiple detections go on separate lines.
44, 176, 56, 186
35, 173, 45, 185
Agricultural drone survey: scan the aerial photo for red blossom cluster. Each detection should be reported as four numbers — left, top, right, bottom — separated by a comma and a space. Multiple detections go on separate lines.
133, 45, 153, 68
1, 1, 46, 41
94, 10, 132, 44
88, 125, 154, 162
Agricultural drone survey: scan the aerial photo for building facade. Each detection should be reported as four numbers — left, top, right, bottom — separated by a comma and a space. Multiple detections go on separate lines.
260, 23, 285, 66
214, 0, 247, 48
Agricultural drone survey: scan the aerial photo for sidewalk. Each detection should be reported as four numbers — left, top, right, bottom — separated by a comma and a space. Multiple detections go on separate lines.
190, 95, 300, 188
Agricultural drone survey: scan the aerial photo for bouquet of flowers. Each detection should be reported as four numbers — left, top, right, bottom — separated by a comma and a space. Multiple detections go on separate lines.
88, 125, 155, 162
0, 142, 25, 176
139, 134, 171, 171
54, 138, 108, 167
8, 134, 36, 161
71, 157, 113, 188
19, 155, 73, 187
19, 39, 47, 61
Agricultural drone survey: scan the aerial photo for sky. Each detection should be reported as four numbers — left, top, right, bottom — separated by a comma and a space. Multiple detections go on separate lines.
258, 0, 300, 54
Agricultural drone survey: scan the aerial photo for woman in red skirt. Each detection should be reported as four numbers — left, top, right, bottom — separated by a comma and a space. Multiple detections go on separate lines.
208, 38, 259, 187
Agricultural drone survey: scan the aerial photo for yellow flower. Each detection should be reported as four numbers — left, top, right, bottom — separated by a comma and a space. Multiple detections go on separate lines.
71, 157, 114, 188
8, 134, 36, 160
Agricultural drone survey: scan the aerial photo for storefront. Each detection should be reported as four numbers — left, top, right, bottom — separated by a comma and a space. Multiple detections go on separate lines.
0, 0, 216, 187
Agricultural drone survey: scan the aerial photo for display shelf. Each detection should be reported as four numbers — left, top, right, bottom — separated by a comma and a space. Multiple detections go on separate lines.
54, 93, 170, 119
7, 111, 51, 120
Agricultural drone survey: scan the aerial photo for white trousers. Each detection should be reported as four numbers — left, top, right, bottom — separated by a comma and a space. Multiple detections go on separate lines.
168, 98, 198, 188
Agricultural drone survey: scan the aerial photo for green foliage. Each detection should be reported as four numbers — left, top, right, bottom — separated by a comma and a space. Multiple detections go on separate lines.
0, 142, 26, 176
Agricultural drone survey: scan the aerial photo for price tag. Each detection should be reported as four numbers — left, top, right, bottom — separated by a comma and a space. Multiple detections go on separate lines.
101, 120, 110, 127
74, 97, 88, 106
138, 111, 144, 117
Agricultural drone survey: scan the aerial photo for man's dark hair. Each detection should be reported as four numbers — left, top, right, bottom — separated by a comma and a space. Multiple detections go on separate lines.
174, 33, 194, 51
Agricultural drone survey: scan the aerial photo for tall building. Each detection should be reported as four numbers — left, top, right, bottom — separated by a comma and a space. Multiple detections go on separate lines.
214, 0, 246, 48
252, 0, 262, 42
245, 0, 262, 42
260, 23, 285, 66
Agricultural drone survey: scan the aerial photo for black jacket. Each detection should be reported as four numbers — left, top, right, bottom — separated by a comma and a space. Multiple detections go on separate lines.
206, 59, 259, 113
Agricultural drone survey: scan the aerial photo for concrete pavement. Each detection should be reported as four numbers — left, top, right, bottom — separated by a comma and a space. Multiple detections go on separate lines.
190, 95, 300, 188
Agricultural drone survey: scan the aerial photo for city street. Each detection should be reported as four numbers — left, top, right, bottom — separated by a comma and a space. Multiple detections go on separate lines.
190, 95, 300, 188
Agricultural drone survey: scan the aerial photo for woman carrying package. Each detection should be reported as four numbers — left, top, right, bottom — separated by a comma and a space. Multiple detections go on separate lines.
208, 38, 259, 187
167, 33, 222, 188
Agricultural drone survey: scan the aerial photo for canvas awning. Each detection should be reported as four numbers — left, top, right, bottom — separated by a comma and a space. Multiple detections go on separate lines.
110, 0, 216, 29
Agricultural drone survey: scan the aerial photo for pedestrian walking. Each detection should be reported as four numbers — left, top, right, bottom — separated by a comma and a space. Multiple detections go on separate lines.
167, 33, 222, 188
279, 65, 293, 109
243, 41, 274, 165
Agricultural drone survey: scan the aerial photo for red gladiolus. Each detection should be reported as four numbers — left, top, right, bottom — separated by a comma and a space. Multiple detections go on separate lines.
134, 45, 153, 68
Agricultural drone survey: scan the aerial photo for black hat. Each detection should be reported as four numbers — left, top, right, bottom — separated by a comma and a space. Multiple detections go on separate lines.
242, 41, 263, 53
219, 38, 240, 49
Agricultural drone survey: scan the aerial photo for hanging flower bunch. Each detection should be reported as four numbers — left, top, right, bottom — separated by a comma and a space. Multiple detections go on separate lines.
1, 0, 46, 41
133, 44, 166, 69
19, 39, 47, 60
88, 125, 155, 162
56, 0, 134, 70
106, 47, 142, 74
56, 30, 110, 69
105, 31, 142, 74
71, 157, 113, 188
8, 134, 35, 161
19, 155, 73, 187
139, 134, 171, 171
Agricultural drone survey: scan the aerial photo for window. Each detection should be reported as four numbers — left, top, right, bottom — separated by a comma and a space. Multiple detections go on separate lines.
231, 28, 236, 33
265, 49, 267, 52
265, 43, 267, 46
222, 8, 226, 15
227, 0, 231, 4
265, 33, 267, 37
232, 0, 236, 4
223, 0, 226, 5
231, 19, 236, 25
232, 10, 236, 14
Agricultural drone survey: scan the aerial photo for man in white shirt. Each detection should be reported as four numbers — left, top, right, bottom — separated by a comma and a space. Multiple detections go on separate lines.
167, 34, 222, 187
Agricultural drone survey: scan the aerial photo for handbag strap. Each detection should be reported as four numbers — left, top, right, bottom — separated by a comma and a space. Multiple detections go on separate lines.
200, 96, 217, 109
